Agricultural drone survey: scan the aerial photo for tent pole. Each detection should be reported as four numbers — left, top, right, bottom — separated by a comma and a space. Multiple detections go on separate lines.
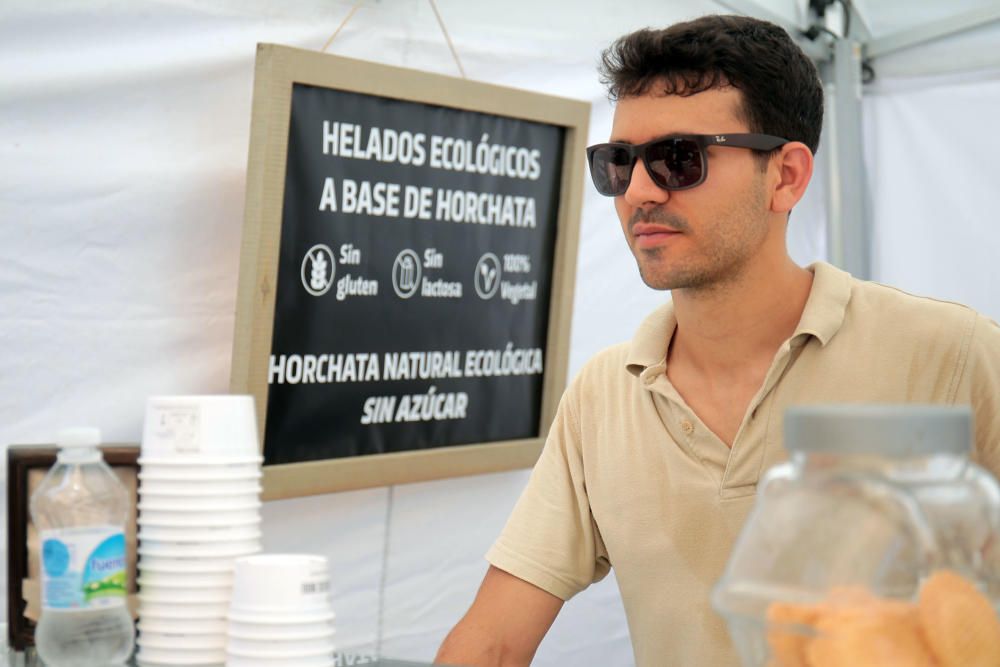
821, 38, 870, 280
867, 6, 1000, 58
714, 0, 870, 278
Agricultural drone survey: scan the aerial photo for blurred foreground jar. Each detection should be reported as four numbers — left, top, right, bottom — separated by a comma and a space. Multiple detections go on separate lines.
713, 405, 1000, 667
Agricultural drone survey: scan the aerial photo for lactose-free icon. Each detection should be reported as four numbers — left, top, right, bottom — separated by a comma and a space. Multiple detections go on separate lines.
392, 249, 422, 299
301, 244, 336, 296
474, 253, 501, 299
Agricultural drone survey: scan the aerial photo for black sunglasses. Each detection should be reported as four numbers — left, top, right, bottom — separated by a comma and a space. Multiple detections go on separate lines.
586, 133, 789, 196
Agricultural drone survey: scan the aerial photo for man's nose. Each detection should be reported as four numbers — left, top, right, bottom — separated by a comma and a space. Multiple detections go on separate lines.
622, 159, 670, 207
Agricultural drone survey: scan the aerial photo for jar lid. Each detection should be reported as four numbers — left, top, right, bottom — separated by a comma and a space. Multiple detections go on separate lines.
784, 404, 972, 456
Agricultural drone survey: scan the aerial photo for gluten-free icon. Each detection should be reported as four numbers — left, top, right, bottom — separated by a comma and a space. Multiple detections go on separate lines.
301, 244, 336, 296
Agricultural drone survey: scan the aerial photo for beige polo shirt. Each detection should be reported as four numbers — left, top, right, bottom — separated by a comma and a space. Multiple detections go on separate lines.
486, 261, 1000, 666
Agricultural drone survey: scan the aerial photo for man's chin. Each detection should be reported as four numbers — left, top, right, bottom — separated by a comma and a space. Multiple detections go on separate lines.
638, 266, 713, 292
638, 270, 681, 291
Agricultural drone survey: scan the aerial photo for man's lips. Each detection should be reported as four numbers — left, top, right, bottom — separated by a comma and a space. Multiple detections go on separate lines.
632, 223, 682, 249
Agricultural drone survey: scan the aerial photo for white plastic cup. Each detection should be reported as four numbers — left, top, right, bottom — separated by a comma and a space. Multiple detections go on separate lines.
139, 525, 260, 542
226, 609, 335, 625
138, 535, 260, 550
135, 645, 226, 665
137, 583, 232, 603
138, 630, 227, 650
138, 539, 261, 559
138, 478, 262, 495
226, 643, 335, 659
137, 508, 261, 526
139, 455, 262, 466
138, 494, 260, 511
139, 463, 262, 480
138, 498, 261, 513
138, 617, 229, 636
229, 555, 332, 615
141, 395, 259, 459
138, 570, 234, 589
138, 484, 262, 498
226, 619, 334, 640
138, 600, 230, 620
137, 523, 261, 542
225, 654, 334, 667
138, 554, 243, 573
226, 635, 335, 655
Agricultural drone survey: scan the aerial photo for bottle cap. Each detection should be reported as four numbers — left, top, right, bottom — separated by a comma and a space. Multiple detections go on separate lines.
56, 427, 102, 448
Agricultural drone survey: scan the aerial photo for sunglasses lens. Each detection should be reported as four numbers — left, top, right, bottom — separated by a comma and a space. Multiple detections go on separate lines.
589, 139, 706, 196
646, 138, 704, 189
589, 145, 634, 196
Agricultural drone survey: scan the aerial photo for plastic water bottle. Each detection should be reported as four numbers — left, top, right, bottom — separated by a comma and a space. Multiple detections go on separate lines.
30, 427, 136, 666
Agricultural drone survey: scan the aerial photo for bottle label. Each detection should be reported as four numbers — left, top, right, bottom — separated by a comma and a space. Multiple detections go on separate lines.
40, 526, 128, 609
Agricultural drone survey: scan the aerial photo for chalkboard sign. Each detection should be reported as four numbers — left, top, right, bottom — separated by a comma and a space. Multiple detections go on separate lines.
231, 45, 589, 499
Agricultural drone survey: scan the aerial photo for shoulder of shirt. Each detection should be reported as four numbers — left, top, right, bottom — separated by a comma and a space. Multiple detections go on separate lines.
848, 274, 982, 327
565, 342, 633, 393
840, 274, 1000, 364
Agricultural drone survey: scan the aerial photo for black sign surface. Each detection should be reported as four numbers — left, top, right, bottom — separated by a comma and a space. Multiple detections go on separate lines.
263, 84, 565, 465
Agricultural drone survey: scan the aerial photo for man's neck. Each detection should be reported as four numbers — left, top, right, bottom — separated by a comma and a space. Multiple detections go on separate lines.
668, 254, 814, 377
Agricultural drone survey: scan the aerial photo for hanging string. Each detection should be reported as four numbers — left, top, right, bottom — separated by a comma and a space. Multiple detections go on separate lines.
320, 0, 467, 79
428, 0, 466, 78
320, 1, 364, 53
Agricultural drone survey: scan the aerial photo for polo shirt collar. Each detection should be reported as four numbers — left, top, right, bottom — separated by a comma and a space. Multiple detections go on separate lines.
792, 261, 852, 347
624, 261, 852, 376
626, 301, 676, 378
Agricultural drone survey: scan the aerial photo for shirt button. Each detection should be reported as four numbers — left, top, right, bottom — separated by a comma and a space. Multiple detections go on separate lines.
681, 420, 694, 434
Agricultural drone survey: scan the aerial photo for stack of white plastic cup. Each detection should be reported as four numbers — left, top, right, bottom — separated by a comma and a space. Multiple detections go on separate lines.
135, 395, 263, 667
226, 555, 336, 667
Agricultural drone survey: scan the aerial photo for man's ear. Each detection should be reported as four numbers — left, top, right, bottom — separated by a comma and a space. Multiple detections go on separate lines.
770, 142, 814, 214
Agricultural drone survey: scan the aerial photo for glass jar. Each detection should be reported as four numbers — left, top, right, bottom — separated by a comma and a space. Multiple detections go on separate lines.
712, 405, 1000, 667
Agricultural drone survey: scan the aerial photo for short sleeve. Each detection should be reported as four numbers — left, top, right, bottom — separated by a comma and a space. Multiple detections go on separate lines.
485, 381, 610, 601
957, 314, 1000, 476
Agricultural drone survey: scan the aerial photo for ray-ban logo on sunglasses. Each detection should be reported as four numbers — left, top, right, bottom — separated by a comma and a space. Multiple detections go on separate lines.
715, 135, 728, 143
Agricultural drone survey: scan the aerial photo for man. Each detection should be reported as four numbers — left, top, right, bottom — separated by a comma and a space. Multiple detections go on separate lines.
436, 14, 1000, 667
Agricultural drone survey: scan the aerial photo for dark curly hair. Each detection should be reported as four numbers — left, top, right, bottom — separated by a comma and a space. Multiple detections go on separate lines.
599, 15, 824, 160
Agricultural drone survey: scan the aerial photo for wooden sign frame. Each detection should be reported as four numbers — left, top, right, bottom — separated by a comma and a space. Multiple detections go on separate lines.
230, 44, 589, 499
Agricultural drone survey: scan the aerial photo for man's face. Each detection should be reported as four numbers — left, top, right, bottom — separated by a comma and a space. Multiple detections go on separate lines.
610, 86, 773, 291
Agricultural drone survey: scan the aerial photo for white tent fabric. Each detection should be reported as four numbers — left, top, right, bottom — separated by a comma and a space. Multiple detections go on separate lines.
3, 1, 1000, 663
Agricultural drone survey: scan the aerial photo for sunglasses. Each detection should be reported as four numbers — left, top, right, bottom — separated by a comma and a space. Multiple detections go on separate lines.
586, 133, 789, 196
